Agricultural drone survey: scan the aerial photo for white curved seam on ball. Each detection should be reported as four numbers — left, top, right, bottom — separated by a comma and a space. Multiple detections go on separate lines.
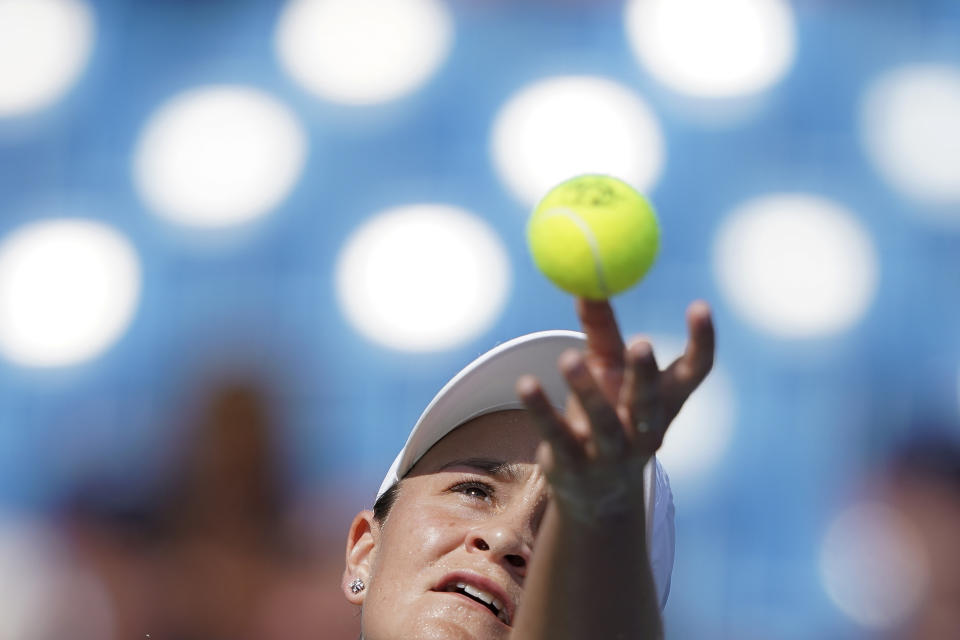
539, 207, 609, 297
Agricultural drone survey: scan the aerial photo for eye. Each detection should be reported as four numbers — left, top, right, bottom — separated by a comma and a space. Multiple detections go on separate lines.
449, 480, 494, 503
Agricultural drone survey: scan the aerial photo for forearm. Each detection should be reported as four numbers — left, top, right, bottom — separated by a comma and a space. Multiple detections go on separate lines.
510, 501, 663, 640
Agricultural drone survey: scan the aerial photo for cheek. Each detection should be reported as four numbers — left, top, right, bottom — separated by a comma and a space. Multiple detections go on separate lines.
374, 508, 467, 582
420, 517, 464, 554
362, 510, 472, 634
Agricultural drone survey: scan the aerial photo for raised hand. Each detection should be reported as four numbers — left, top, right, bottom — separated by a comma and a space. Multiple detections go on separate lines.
516, 298, 714, 523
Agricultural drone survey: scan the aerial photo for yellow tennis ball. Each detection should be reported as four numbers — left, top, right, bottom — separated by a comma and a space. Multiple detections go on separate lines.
527, 174, 660, 299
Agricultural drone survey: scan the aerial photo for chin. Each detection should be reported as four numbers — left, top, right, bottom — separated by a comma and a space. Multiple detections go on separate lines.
418, 602, 511, 640
362, 591, 511, 640
379, 600, 509, 640
412, 618, 507, 640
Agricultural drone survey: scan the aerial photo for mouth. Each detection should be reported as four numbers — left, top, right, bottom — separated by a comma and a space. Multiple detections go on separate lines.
434, 574, 513, 626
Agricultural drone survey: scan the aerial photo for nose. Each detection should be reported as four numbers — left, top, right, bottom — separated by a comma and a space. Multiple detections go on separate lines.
466, 524, 532, 575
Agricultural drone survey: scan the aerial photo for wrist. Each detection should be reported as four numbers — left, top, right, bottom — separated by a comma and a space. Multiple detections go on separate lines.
551, 482, 647, 527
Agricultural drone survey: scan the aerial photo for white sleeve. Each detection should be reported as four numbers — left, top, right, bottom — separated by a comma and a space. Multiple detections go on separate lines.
649, 456, 676, 610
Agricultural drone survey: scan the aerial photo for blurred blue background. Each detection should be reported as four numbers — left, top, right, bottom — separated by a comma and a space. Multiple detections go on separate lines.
0, 0, 959, 637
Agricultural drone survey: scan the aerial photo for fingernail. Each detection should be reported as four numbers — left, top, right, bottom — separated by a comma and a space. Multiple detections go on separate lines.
515, 375, 540, 398
558, 349, 586, 376
629, 340, 653, 361
689, 300, 712, 319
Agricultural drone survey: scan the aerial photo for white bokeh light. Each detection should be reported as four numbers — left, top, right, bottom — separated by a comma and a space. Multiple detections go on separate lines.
714, 194, 879, 338
134, 86, 307, 228
275, 0, 453, 105
336, 204, 510, 351
0, 520, 113, 639
491, 76, 665, 207
0, 0, 95, 117
648, 335, 736, 485
820, 502, 928, 629
0, 219, 140, 367
862, 64, 960, 209
625, 0, 795, 98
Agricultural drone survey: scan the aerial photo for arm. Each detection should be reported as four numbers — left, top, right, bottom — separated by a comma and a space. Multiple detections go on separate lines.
510, 299, 714, 640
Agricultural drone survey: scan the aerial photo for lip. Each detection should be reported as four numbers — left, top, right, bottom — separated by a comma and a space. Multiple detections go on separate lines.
432, 570, 516, 626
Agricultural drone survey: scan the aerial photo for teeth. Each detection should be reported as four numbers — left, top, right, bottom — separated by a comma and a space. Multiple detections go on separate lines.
463, 584, 493, 605
448, 581, 509, 624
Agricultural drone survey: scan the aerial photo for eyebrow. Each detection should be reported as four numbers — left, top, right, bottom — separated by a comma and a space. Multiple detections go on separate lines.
437, 457, 525, 482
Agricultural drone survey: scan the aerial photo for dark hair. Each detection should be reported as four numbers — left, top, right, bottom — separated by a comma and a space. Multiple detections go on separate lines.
373, 481, 400, 524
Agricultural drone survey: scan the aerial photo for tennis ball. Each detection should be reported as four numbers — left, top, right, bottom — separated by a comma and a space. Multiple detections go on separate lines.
527, 174, 660, 299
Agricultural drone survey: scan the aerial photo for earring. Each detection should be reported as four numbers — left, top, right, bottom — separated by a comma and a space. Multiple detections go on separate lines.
350, 578, 366, 594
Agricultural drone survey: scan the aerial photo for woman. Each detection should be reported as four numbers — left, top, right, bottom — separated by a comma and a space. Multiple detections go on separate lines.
342, 298, 714, 639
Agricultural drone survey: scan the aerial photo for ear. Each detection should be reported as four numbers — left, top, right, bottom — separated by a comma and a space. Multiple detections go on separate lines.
342, 509, 377, 605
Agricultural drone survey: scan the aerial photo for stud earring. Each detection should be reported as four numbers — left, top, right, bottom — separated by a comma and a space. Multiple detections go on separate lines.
350, 578, 366, 594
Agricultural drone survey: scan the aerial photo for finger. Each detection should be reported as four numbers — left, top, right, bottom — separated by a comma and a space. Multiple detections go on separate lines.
516, 375, 583, 466
618, 338, 660, 435
534, 441, 558, 477
661, 300, 715, 422
575, 298, 626, 401
559, 349, 626, 458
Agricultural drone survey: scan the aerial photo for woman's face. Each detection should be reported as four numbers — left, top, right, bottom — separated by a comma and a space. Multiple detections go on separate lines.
344, 409, 548, 640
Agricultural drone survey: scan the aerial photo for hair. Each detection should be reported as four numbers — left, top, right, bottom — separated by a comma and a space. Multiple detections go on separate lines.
355, 483, 400, 640
373, 481, 400, 524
